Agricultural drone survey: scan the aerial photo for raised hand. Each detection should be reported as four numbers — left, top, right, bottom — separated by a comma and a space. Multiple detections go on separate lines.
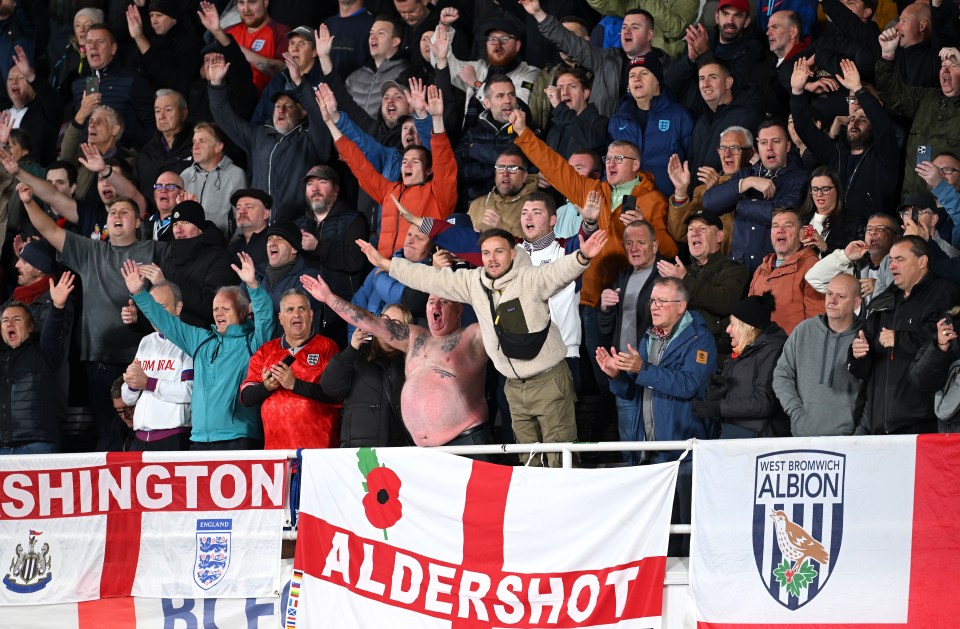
406, 77, 428, 116
197, 1, 222, 34
315, 24, 334, 58
667, 153, 690, 194
595, 346, 620, 378
126, 4, 144, 40
579, 229, 608, 259
76, 89, 102, 122
697, 166, 721, 189
656, 257, 687, 279
12, 45, 34, 82
790, 57, 813, 95
938, 317, 957, 351
836, 58, 863, 93
426, 84, 444, 117
392, 195, 423, 227
121, 298, 139, 325
439, 7, 460, 25
600, 287, 621, 311
0, 110, 12, 146
615, 344, 644, 374
851, 330, 869, 358
204, 53, 230, 85
78, 142, 107, 175
844, 239, 868, 261
15, 182, 32, 203
684, 23, 709, 61
577, 190, 601, 225
49, 271, 76, 309
431, 25, 451, 62
121, 259, 145, 295
231, 251, 258, 287
300, 273, 333, 303
507, 108, 527, 135
282, 52, 302, 85
916, 160, 944, 188
458, 65, 477, 88
140, 263, 165, 284
301, 229, 318, 252
356, 239, 390, 270
544, 85, 560, 108
314, 82, 338, 122
878, 27, 900, 60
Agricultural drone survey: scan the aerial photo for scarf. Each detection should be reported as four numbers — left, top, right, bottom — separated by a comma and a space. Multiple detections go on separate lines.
522, 231, 555, 255
12, 275, 53, 304
265, 260, 296, 288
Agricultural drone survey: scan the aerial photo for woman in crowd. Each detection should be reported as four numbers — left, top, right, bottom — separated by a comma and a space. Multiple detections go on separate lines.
799, 166, 858, 255
320, 304, 412, 448
693, 293, 789, 438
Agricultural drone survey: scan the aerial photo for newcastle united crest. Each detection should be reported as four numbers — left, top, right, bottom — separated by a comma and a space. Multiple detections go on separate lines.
4, 530, 52, 593
753, 450, 845, 609
194, 519, 232, 590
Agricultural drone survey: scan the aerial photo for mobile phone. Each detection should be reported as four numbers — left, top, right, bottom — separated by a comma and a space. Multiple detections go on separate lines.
917, 144, 933, 166
281, 355, 295, 367
621, 195, 637, 214
84, 76, 100, 95
911, 208, 920, 224
801, 225, 816, 240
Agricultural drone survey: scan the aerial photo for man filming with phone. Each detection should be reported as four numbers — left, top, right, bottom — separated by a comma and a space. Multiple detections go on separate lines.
240, 289, 342, 450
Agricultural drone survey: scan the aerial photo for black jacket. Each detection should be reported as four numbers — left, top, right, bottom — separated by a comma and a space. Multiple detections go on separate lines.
598, 263, 661, 350
133, 125, 195, 204
713, 324, 789, 435
70, 61, 155, 147
848, 273, 960, 434
16, 75, 62, 165
162, 226, 237, 328
296, 198, 370, 301
320, 344, 408, 448
0, 304, 69, 447
545, 102, 610, 159
685, 97, 764, 197
682, 253, 750, 355
791, 88, 899, 227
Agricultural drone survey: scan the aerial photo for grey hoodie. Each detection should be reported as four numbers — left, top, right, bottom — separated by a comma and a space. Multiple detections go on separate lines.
772, 315, 865, 437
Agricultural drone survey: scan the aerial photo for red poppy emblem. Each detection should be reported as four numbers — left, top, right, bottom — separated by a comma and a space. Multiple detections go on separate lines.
362, 466, 403, 531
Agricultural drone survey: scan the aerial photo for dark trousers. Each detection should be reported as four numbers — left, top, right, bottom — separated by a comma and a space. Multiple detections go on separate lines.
85, 361, 131, 452
127, 431, 192, 451
443, 424, 495, 463
190, 437, 262, 451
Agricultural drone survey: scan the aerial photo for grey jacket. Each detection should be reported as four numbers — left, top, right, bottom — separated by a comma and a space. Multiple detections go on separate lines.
772, 315, 864, 436
180, 154, 248, 236
346, 56, 411, 119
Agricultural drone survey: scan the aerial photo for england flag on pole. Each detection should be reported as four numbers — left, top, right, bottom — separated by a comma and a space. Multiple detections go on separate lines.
290, 448, 679, 628
691, 435, 960, 628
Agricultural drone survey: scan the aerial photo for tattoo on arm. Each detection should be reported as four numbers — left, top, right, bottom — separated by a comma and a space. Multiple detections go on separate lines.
432, 368, 456, 379
383, 318, 410, 342
331, 296, 366, 324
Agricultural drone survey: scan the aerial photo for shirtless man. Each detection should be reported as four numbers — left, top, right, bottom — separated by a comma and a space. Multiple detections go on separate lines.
300, 274, 492, 457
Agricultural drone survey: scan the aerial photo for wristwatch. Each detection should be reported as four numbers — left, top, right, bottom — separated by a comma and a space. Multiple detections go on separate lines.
472, 80, 482, 90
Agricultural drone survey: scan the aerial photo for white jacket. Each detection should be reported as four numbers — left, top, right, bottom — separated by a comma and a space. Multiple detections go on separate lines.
528, 241, 581, 358
121, 332, 194, 431
804, 248, 892, 306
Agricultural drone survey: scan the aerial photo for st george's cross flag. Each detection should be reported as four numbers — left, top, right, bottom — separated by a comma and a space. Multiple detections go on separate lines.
691, 435, 960, 628
0, 451, 287, 605
289, 447, 679, 628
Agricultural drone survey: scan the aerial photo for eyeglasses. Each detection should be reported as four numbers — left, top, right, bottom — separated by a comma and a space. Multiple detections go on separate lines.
494, 164, 525, 174
486, 35, 516, 44
154, 183, 183, 191
845, 95, 859, 104
115, 407, 134, 420
899, 208, 934, 218
809, 185, 836, 195
717, 145, 750, 154
865, 226, 894, 235
940, 166, 960, 176
602, 155, 638, 164
648, 298, 683, 308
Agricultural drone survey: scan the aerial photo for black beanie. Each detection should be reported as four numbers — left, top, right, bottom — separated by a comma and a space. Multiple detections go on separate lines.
731, 293, 776, 330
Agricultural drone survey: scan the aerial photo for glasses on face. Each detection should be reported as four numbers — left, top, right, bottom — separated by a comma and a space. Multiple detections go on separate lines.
115, 407, 134, 420
648, 298, 683, 308
899, 208, 934, 218
865, 225, 894, 235
809, 185, 836, 195
939, 166, 960, 176
494, 164, 525, 174
154, 183, 183, 191
602, 155, 638, 164
486, 35, 516, 44
717, 145, 749, 154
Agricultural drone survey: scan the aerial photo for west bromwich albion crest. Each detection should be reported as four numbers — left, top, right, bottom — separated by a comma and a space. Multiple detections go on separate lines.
3, 530, 52, 593
194, 519, 232, 590
753, 450, 844, 609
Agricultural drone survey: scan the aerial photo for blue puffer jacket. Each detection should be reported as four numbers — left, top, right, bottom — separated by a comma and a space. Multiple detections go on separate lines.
608, 93, 694, 198
133, 283, 275, 443
609, 310, 717, 462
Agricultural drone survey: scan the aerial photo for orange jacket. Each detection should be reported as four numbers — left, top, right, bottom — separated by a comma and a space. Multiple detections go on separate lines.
335, 132, 457, 258
749, 247, 825, 334
515, 130, 674, 307
240, 335, 341, 449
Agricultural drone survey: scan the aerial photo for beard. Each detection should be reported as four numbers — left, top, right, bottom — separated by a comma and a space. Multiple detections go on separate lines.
310, 199, 330, 215
846, 125, 873, 151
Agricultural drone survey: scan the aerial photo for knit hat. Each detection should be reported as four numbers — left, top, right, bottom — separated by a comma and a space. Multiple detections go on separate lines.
731, 293, 776, 330
170, 200, 206, 228
629, 54, 664, 87
19, 241, 57, 276
266, 219, 302, 254
148, 0, 179, 19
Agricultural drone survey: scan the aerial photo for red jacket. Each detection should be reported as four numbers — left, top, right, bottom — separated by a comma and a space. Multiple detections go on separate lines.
241, 335, 341, 449
336, 131, 457, 258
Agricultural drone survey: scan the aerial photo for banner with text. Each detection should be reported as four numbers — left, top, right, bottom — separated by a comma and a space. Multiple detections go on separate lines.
0, 451, 287, 605
290, 448, 678, 628
691, 435, 960, 628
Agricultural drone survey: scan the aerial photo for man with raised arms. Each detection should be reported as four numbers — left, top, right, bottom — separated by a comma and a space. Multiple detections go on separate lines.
300, 274, 491, 456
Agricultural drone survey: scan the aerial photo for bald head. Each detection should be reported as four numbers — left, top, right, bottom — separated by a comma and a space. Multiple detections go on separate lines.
825, 273, 862, 330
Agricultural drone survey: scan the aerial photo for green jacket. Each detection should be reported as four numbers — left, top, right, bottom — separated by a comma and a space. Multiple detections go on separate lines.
586, 0, 700, 58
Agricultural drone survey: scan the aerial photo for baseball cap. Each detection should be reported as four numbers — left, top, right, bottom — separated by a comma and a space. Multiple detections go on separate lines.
303, 165, 340, 186
717, 0, 750, 14
684, 212, 724, 230
230, 188, 273, 209
287, 26, 314, 41
896, 192, 937, 214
